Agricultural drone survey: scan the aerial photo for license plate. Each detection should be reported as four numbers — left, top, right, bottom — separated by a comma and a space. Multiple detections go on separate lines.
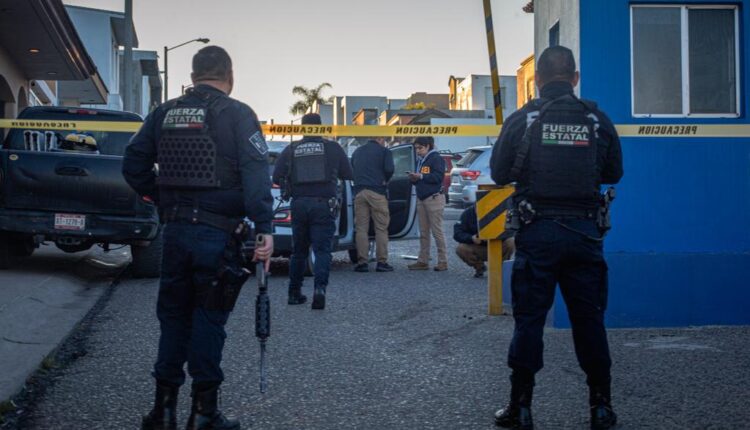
54, 213, 86, 230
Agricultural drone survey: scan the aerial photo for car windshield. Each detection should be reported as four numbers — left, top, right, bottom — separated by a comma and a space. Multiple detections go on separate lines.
457, 149, 485, 167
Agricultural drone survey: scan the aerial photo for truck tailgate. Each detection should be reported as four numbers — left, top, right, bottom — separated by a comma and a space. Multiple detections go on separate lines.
1, 150, 137, 216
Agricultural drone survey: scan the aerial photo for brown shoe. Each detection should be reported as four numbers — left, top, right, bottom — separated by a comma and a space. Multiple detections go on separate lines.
434, 263, 448, 271
408, 262, 429, 270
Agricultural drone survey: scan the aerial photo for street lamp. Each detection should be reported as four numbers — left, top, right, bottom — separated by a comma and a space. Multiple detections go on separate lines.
163, 38, 210, 101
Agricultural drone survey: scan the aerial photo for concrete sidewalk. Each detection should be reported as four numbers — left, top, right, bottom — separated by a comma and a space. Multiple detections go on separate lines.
0, 245, 128, 402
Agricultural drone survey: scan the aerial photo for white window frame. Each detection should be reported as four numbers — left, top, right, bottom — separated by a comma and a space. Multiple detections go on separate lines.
630, 4, 740, 118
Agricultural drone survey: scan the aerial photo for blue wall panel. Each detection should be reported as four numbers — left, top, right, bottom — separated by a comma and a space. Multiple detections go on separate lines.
552, 253, 750, 328
542, 0, 750, 327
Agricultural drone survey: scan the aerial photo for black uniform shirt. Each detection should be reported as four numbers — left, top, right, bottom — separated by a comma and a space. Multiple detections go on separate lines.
414, 150, 446, 200
351, 140, 395, 196
490, 81, 623, 208
271, 137, 353, 199
453, 204, 479, 244
122, 84, 274, 234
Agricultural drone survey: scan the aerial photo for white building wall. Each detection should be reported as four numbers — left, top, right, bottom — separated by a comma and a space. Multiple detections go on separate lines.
534, 0, 581, 95
0, 43, 30, 119
66, 7, 122, 110
339, 96, 389, 125
455, 74, 518, 120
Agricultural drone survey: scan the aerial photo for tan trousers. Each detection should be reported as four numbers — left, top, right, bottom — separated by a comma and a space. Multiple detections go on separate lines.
354, 189, 390, 264
455, 243, 488, 270
456, 239, 515, 270
417, 195, 447, 265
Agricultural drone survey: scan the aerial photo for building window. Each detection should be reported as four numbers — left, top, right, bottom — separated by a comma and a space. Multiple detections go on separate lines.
549, 21, 560, 47
631, 5, 739, 117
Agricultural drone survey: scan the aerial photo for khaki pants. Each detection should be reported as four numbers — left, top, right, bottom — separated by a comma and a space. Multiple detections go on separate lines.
455, 243, 488, 270
354, 189, 390, 264
456, 239, 515, 270
417, 195, 447, 265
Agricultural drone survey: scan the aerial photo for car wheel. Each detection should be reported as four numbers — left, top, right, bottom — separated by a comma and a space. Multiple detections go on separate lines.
130, 227, 163, 278
0, 231, 12, 270
347, 248, 358, 264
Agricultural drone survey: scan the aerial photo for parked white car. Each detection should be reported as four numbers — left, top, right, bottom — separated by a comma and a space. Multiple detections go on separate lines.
448, 146, 494, 206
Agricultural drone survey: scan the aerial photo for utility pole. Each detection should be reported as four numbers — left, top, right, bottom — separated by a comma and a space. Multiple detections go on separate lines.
481, 0, 507, 317
483, 0, 504, 126
163, 45, 168, 102
123, 0, 134, 112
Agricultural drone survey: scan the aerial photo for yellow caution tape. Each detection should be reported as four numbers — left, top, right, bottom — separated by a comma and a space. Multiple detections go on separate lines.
262, 124, 501, 137
0, 119, 142, 132
615, 124, 750, 138
1, 119, 749, 138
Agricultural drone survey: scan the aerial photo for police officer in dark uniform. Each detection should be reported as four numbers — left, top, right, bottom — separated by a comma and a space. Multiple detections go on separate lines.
489, 46, 623, 430
272, 113, 353, 310
123, 46, 273, 430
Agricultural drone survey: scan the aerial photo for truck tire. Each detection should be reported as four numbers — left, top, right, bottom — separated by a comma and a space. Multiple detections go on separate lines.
11, 234, 36, 258
130, 228, 163, 278
0, 232, 11, 270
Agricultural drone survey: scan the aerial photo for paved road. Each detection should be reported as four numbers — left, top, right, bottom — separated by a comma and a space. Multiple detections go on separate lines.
5, 220, 750, 429
0, 245, 129, 403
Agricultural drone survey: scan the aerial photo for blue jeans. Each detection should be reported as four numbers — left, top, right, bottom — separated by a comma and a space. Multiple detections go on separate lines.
289, 197, 335, 292
508, 219, 611, 386
153, 221, 233, 387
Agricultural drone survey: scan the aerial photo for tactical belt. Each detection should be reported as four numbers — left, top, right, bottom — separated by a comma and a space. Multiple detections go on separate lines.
164, 205, 241, 233
535, 207, 596, 220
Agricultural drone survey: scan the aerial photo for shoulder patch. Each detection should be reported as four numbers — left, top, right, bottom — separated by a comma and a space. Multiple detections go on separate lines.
249, 131, 268, 155
421, 166, 431, 174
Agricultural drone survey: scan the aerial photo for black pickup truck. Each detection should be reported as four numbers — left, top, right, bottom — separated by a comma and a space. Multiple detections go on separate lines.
0, 106, 161, 277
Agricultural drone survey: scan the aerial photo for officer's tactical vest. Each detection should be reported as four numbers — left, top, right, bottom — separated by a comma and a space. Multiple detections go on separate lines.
156, 90, 238, 190
291, 139, 329, 185
511, 95, 600, 206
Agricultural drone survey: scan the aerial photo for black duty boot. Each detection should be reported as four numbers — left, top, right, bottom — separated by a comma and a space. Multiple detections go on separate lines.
141, 382, 179, 430
494, 371, 534, 429
589, 384, 617, 430
311, 287, 326, 310
288, 288, 307, 305
185, 385, 240, 430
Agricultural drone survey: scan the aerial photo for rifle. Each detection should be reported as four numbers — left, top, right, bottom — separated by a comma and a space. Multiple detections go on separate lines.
254, 234, 270, 394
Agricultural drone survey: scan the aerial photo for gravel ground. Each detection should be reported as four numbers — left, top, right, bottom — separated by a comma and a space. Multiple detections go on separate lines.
10, 217, 750, 430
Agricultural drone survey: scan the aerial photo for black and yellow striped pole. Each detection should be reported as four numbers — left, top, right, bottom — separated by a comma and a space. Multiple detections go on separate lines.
476, 185, 514, 315
481, 0, 509, 315
483, 0, 504, 126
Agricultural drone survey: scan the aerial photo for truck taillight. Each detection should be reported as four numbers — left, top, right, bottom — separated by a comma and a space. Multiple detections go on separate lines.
460, 170, 481, 181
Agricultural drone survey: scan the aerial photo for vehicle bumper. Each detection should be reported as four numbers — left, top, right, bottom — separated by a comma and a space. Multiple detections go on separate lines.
272, 224, 293, 256
462, 185, 478, 204
0, 210, 159, 242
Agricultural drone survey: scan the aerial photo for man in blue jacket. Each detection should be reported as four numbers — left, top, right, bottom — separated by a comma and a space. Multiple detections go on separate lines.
351, 137, 395, 272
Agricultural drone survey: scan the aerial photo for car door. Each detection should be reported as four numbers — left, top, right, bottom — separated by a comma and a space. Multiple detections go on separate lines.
387, 144, 419, 239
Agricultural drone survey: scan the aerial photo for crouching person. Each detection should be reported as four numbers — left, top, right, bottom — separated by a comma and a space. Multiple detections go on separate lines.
453, 204, 514, 277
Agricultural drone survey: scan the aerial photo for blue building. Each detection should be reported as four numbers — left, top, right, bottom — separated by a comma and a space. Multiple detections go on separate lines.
530, 0, 749, 328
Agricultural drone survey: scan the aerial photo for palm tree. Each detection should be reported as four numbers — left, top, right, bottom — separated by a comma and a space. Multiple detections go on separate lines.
289, 82, 333, 115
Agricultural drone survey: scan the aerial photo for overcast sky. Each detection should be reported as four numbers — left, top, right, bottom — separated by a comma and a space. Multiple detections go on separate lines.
63, 0, 534, 123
